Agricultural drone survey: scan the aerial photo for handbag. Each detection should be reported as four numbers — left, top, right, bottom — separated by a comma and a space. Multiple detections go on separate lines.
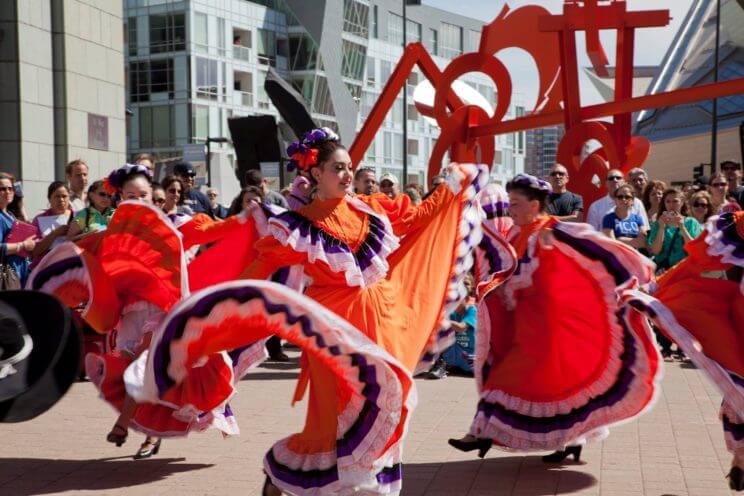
0, 245, 21, 290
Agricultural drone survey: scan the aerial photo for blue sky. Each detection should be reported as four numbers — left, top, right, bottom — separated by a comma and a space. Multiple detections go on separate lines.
422, 0, 696, 107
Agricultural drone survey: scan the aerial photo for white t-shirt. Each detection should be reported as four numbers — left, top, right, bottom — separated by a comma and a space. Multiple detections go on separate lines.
586, 195, 649, 232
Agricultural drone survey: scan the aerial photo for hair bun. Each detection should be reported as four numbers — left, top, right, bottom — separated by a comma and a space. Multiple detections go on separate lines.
105, 163, 153, 193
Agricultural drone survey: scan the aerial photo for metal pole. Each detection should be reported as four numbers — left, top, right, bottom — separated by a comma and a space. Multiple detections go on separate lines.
711, 0, 721, 174
402, 0, 408, 185
206, 138, 212, 187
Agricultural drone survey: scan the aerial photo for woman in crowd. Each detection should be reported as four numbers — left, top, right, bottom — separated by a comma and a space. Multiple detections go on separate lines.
67, 180, 114, 240
227, 186, 264, 217
449, 173, 660, 464
161, 176, 194, 218
642, 180, 667, 224
623, 211, 744, 489
688, 190, 715, 225
0, 173, 35, 287
602, 183, 647, 250
138, 127, 488, 495
151, 182, 166, 209
647, 188, 703, 273
30, 181, 74, 262
709, 172, 742, 214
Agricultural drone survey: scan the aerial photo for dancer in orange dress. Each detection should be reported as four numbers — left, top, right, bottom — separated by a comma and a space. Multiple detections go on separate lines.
28, 164, 265, 459
450, 174, 662, 462
136, 128, 488, 495
621, 211, 744, 489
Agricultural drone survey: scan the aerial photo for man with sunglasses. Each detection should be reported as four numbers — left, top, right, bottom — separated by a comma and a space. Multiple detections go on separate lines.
173, 161, 214, 218
722, 160, 744, 206
586, 169, 649, 231
546, 164, 583, 222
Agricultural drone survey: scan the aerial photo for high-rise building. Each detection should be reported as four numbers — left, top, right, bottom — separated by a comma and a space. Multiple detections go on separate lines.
1, 0, 127, 214
525, 125, 564, 180
124, 0, 524, 198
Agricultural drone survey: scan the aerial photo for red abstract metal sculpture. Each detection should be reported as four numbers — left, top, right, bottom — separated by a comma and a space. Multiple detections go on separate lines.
349, 0, 744, 205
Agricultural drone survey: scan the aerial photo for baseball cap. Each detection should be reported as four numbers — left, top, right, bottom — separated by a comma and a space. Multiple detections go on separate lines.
173, 161, 196, 176
380, 173, 399, 185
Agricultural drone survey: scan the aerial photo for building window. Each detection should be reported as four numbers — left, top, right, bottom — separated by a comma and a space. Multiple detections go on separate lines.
194, 57, 219, 100
440, 22, 463, 59
388, 12, 403, 45
366, 56, 375, 86
428, 28, 438, 55
341, 40, 366, 81
343, 0, 369, 38
193, 12, 208, 53
407, 138, 419, 156
289, 34, 318, 71
371, 5, 378, 39
467, 29, 480, 52
127, 17, 137, 56
380, 60, 392, 84
383, 131, 392, 163
139, 105, 175, 148
312, 75, 335, 116
217, 18, 226, 56
150, 13, 185, 53
192, 105, 209, 141
406, 19, 421, 44
257, 29, 277, 66
129, 60, 174, 102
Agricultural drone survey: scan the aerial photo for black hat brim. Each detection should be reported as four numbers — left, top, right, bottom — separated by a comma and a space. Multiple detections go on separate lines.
0, 291, 82, 422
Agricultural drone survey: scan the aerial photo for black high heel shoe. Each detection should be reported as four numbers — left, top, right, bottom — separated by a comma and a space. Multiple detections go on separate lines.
448, 437, 493, 458
728, 466, 744, 491
106, 424, 128, 447
134, 437, 161, 459
542, 445, 582, 463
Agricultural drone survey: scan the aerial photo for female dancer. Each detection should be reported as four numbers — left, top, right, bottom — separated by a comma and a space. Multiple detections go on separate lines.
449, 173, 661, 462
134, 128, 488, 495
621, 211, 744, 489
29, 164, 263, 458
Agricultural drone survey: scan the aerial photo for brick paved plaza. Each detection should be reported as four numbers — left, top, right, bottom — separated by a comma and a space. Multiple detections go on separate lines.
0, 351, 738, 496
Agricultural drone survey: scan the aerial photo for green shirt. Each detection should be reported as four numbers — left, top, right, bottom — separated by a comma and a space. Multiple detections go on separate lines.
73, 207, 115, 234
647, 216, 703, 268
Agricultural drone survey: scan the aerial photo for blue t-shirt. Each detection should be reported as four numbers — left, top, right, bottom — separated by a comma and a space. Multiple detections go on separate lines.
602, 211, 644, 239
450, 305, 477, 354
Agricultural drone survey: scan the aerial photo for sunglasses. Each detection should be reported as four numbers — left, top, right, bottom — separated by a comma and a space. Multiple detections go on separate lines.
153, 198, 166, 204
722, 165, 741, 171
550, 171, 567, 177
615, 195, 633, 200
607, 176, 623, 181
711, 182, 728, 187
693, 202, 709, 208
0, 186, 13, 192
97, 191, 111, 198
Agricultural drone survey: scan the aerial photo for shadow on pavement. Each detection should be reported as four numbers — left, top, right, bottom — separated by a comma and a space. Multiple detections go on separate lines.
403, 457, 597, 495
0, 456, 213, 495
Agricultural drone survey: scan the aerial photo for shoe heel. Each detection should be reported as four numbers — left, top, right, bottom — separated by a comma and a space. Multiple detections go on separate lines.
477, 440, 492, 459
153, 441, 161, 455
569, 446, 582, 462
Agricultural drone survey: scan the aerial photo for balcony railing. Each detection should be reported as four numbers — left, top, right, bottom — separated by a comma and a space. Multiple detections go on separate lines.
232, 45, 252, 62
233, 90, 254, 107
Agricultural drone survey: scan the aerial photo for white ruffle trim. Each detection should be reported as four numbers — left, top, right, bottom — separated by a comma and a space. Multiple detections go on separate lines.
268, 198, 400, 289
705, 214, 744, 268
414, 163, 488, 373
